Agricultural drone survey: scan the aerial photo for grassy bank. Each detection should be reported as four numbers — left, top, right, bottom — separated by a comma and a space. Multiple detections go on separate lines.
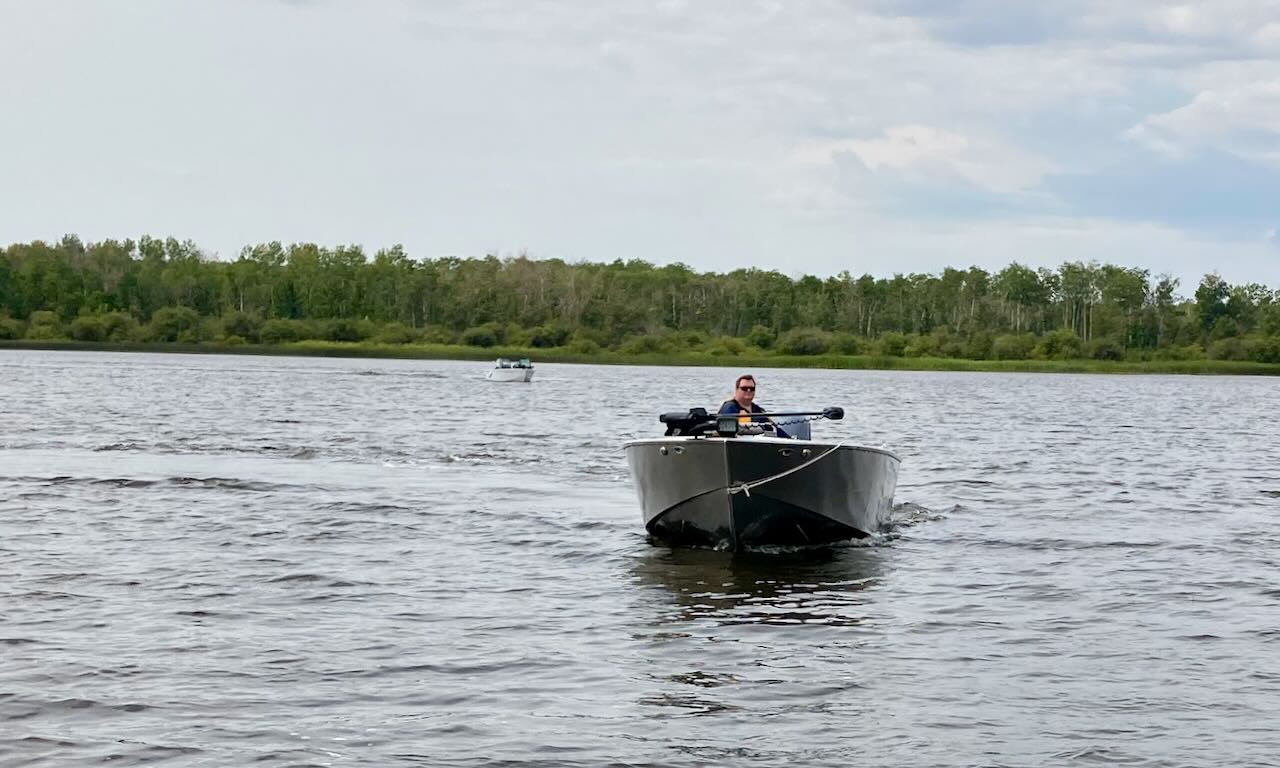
3, 338, 1280, 376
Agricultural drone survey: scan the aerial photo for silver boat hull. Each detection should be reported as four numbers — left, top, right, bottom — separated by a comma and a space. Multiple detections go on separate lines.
624, 436, 900, 549
485, 367, 534, 382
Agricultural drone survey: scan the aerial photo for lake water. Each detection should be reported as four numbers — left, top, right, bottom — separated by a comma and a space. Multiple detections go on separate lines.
2, 350, 1277, 767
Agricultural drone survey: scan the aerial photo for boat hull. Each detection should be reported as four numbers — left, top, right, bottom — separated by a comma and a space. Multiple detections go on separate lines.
485, 367, 534, 382
624, 437, 899, 549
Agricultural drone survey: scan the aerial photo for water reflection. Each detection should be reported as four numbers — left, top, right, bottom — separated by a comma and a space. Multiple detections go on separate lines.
629, 545, 885, 627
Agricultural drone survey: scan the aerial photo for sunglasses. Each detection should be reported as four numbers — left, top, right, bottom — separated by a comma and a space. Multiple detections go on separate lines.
738, 386, 755, 392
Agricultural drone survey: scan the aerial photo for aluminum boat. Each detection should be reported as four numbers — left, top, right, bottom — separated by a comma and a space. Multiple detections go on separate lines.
485, 357, 534, 382
624, 407, 899, 550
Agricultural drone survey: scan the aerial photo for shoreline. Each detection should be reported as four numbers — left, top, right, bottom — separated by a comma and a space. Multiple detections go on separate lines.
3, 339, 1278, 376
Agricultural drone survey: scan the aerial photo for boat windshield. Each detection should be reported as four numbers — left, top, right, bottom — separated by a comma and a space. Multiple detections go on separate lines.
784, 419, 811, 440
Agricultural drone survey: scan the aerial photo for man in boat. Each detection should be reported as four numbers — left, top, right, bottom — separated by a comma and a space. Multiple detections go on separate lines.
718, 374, 790, 438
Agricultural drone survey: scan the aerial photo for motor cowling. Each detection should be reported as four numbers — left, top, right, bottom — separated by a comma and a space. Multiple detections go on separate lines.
659, 407, 713, 436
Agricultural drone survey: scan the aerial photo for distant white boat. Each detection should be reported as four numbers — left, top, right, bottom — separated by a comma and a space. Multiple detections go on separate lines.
485, 357, 534, 382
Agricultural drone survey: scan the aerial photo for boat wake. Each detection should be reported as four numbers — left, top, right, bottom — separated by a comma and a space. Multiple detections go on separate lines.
0, 474, 308, 493
887, 501, 952, 528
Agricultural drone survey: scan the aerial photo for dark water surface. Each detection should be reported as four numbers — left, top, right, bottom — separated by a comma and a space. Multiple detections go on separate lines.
2, 350, 1277, 766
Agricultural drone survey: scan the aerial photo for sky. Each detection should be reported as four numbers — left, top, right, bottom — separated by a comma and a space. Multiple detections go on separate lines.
1, 0, 1278, 292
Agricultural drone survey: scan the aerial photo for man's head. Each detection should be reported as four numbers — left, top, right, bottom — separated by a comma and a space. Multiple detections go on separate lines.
734, 374, 756, 406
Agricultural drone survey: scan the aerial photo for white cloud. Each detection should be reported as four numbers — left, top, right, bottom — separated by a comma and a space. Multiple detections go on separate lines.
1159, 4, 1200, 34
794, 125, 1057, 195
1130, 77, 1280, 165
1076, 0, 1280, 48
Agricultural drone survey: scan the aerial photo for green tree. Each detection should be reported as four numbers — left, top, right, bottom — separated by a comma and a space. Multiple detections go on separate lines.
1195, 274, 1230, 333
147, 306, 203, 342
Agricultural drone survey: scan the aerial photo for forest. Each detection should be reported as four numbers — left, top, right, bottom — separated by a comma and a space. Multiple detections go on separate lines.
2, 235, 1279, 365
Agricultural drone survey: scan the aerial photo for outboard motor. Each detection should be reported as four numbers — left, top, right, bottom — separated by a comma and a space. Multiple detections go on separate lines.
659, 407, 712, 436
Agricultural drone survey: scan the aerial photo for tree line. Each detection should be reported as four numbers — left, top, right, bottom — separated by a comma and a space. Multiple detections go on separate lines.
2, 234, 1278, 363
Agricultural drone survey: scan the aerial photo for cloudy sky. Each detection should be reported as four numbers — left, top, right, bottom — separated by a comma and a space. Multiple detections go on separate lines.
2, 0, 1278, 290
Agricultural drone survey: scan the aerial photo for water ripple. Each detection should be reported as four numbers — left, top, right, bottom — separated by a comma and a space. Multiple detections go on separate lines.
1, 352, 1277, 766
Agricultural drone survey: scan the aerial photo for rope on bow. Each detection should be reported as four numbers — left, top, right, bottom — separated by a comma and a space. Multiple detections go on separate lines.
726, 441, 846, 497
